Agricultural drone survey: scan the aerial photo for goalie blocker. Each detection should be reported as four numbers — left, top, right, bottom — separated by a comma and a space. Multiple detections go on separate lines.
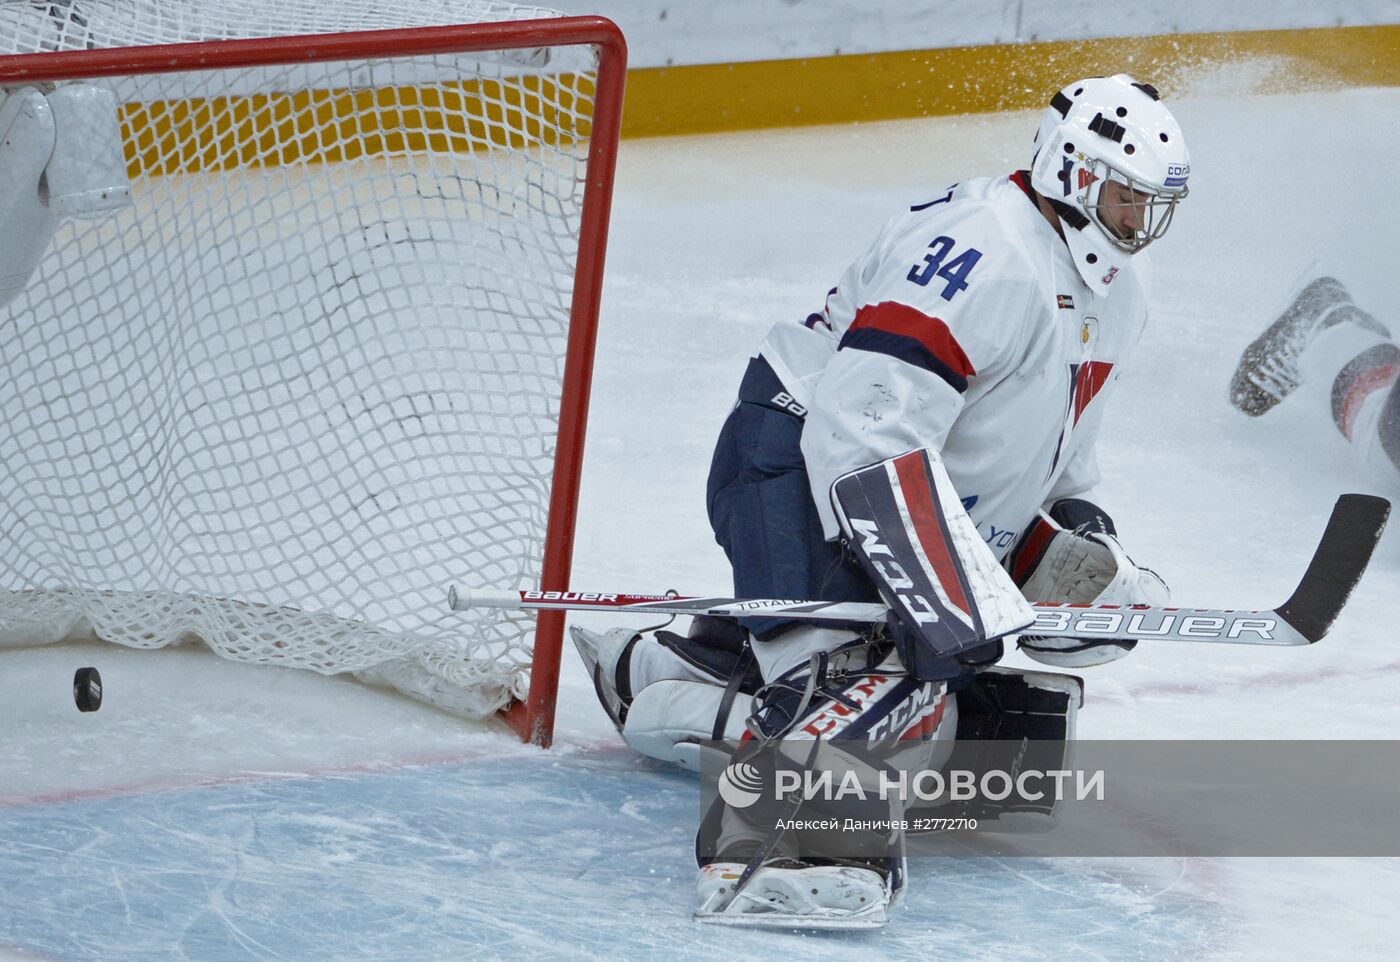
829, 450, 1033, 679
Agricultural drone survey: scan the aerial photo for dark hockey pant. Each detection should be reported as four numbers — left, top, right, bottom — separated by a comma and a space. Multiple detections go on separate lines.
704, 356, 880, 640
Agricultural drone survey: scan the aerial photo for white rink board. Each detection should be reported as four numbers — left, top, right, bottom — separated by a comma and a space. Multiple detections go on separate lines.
585, 0, 1400, 66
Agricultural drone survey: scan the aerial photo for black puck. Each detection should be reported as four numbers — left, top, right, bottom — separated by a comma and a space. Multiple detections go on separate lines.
73, 667, 103, 712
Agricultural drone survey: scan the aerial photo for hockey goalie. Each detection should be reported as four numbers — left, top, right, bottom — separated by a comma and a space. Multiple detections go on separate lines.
574, 74, 1188, 927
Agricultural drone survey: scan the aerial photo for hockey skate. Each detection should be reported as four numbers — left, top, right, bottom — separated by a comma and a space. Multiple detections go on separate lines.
694, 858, 895, 929
568, 625, 638, 733
1230, 276, 1389, 416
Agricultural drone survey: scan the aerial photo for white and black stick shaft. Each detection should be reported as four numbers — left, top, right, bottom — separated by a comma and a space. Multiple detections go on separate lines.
449, 494, 1389, 648
451, 587, 1305, 647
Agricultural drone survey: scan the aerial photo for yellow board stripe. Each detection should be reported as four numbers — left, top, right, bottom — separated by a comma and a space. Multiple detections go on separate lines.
620, 24, 1400, 138
113, 24, 1398, 174
120, 76, 597, 177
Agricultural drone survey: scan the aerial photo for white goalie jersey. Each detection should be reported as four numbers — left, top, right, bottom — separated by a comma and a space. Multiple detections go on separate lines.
760, 172, 1152, 557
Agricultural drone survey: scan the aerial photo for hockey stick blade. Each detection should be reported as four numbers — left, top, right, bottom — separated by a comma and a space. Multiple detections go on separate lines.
1272, 493, 1389, 642
447, 494, 1390, 648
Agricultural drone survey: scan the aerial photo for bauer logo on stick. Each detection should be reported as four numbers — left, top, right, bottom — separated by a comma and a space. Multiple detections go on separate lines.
522, 590, 619, 603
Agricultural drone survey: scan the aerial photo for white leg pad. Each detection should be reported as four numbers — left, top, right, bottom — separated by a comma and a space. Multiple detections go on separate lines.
627, 634, 728, 689
621, 679, 751, 772
751, 624, 855, 682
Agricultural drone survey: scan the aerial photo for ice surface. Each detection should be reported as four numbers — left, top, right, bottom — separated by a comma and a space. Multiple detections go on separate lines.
0, 727, 1219, 961
5, 86, 1400, 959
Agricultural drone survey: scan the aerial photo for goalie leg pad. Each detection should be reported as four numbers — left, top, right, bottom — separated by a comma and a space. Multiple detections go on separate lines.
572, 619, 762, 770
747, 641, 950, 746
694, 645, 950, 924
952, 665, 1083, 741
624, 679, 753, 771
653, 616, 759, 688
909, 666, 1083, 831
750, 623, 858, 683
569, 625, 641, 734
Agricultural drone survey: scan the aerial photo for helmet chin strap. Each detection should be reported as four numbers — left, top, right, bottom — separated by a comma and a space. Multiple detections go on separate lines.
1046, 197, 1089, 231
1050, 200, 1132, 295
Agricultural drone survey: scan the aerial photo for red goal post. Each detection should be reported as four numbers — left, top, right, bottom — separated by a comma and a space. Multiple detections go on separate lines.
0, 15, 627, 748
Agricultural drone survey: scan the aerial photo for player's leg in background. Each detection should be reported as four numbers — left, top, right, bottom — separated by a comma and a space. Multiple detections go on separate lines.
1230, 276, 1400, 477
1329, 338, 1400, 475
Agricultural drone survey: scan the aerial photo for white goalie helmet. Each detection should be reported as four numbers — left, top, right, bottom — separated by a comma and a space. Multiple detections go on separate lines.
1030, 74, 1190, 294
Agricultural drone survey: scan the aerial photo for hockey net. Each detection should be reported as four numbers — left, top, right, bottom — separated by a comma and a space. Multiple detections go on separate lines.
0, 1, 626, 745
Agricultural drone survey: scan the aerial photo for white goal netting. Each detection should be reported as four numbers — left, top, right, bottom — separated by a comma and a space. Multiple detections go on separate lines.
0, 1, 613, 721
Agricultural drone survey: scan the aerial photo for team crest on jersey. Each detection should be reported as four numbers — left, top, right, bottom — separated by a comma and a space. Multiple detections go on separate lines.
1057, 294, 1075, 310
1080, 317, 1098, 347
1046, 360, 1115, 479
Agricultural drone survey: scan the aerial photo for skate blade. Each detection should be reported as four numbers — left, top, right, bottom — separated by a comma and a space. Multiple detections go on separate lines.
693, 907, 888, 930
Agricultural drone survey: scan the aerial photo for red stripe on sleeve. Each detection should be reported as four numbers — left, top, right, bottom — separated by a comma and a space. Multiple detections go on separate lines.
850, 302, 976, 378
891, 452, 971, 620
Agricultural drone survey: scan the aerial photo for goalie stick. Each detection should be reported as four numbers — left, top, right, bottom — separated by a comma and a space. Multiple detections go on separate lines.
449, 494, 1389, 648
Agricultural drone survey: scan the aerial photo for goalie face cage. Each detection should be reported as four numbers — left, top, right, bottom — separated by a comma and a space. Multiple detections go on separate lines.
0, 9, 627, 747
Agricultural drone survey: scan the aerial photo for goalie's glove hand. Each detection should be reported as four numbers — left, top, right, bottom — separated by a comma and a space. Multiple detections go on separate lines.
1011, 508, 1168, 668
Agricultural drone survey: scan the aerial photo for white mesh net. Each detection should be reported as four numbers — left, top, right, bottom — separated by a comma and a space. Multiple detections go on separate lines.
0, 1, 607, 719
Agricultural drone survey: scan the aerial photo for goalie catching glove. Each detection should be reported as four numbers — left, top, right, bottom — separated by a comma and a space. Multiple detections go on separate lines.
1009, 499, 1169, 667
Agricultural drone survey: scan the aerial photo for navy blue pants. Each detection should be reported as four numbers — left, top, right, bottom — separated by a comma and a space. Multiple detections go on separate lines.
705, 358, 880, 640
